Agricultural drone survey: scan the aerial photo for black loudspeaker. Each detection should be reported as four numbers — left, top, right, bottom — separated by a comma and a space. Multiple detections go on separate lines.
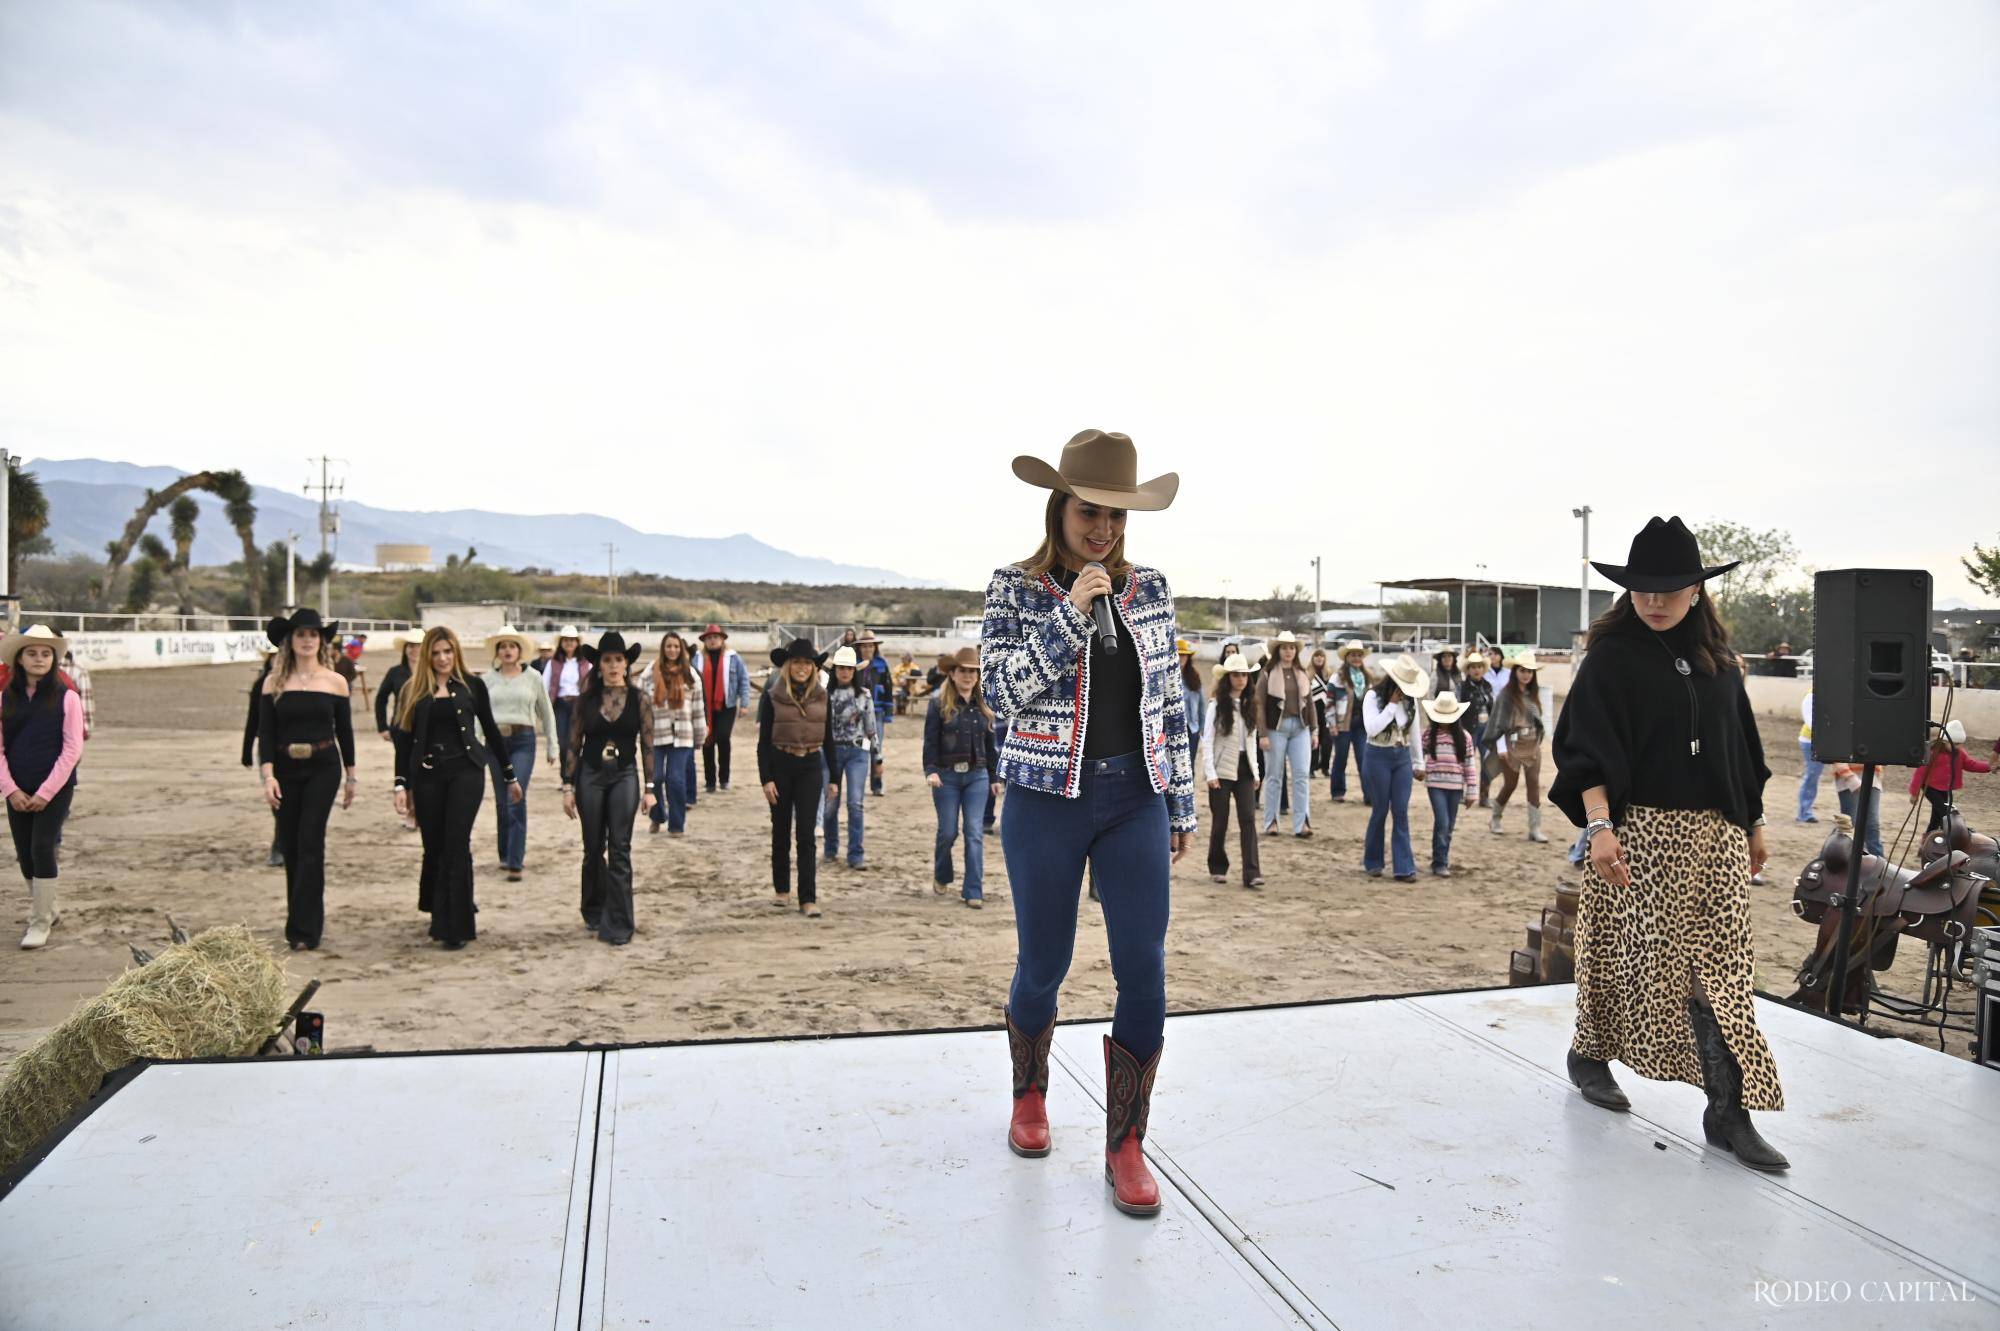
1811, 569, 1931, 765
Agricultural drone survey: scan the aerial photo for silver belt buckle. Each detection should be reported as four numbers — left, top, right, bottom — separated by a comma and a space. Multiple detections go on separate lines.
286, 742, 315, 760
601, 740, 620, 763
952, 761, 971, 774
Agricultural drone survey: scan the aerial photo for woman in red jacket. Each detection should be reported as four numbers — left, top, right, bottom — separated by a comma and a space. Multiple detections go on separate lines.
1909, 719, 1989, 832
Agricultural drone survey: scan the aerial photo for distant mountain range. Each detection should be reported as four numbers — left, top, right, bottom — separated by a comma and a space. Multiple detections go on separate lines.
22, 458, 932, 587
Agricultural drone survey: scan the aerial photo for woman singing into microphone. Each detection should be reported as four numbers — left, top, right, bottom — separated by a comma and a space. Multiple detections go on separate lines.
983, 430, 1195, 1219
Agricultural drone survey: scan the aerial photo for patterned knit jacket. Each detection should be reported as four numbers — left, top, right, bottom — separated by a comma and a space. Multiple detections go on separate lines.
980, 563, 1197, 833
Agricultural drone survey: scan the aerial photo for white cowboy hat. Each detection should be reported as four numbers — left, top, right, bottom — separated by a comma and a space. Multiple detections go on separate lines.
1, 624, 69, 667
1421, 690, 1469, 724
1214, 654, 1257, 676
257, 639, 280, 656
1384, 654, 1431, 699
1268, 630, 1302, 647
827, 646, 860, 669
1503, 649, 1542, 671
555, 624, 584, 642
399, 627, 427, 646
486, 626, 535, 659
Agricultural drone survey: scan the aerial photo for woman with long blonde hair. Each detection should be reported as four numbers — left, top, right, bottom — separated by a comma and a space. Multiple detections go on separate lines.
393, 627, 520, 949
637, 631, 706, 835
923, 645, 999, 906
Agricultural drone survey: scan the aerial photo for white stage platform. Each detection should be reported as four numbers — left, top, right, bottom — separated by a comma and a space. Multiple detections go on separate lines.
1, 985, 1993, 1330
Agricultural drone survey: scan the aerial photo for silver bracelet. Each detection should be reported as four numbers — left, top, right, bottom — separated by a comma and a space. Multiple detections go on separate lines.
1583, 818, 1616, 846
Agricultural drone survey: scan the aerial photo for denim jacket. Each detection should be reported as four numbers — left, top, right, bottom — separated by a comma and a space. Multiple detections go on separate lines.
980, 563, 1197, 833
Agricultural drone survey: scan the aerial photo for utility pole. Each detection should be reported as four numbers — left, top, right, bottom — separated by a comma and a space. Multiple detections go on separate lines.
286, 531, 300, 609
304, 458, 346, 618
1311, 556, 1322, 645
1571, 505, 1593, 642
605, 542, 617, 610
1221, 577, 1232, 636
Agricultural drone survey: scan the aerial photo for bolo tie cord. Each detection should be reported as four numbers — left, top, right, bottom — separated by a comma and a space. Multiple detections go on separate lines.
1648, 630, 1701, 757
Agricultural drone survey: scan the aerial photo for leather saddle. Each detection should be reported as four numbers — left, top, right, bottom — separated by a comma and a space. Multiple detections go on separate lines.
1922, 809, 1999, 864
1793, 829, 1980, 946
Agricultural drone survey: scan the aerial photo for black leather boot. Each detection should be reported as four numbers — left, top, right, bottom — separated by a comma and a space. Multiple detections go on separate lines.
1687, 998, 1789, 1172
1566, 1048, 1630, 1111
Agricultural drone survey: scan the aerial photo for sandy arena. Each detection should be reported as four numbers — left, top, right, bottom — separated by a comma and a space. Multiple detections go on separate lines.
2, 651, 1989, 1069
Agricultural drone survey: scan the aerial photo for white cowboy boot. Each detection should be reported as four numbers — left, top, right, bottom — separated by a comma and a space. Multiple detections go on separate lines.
20, 876, 59, 949
1527, 807, 1550, 843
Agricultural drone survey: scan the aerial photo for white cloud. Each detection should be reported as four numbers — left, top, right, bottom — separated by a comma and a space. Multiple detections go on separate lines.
0, 0, 1994, 602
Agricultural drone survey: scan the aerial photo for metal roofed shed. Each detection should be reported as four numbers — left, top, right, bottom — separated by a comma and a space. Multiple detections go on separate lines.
1378, 577, 1617, 651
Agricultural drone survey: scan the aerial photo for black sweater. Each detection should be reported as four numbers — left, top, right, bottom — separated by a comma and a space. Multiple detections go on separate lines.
376, 661, 413, 733
1550, 616, 1769, 831
257, 688, 357, 767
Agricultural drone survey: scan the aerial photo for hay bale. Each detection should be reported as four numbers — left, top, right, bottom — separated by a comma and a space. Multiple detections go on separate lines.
0, 925, 286, 1173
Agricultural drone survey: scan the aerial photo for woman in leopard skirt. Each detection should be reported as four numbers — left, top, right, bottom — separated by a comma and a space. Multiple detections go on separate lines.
1551, 516, 1787, 1171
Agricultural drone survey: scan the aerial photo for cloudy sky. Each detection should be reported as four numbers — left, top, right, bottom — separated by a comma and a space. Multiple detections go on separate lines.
2, 1, 1995, 601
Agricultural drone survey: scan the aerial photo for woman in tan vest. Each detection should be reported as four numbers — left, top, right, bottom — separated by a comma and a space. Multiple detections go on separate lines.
757, 637, 833, 917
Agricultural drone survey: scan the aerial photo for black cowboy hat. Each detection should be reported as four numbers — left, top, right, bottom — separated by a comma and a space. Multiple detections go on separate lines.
266, 608, 340, 646
1590, 516, 1740, 593
770, 637, 826, 668
595, 631, 633, 661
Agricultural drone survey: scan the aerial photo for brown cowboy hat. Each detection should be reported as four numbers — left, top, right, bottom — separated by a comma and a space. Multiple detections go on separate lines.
947, 645, 981, 672
1011, 429, 1179, 511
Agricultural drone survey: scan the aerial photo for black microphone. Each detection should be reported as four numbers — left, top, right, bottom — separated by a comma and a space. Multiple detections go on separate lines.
1083, 561, 1118, 654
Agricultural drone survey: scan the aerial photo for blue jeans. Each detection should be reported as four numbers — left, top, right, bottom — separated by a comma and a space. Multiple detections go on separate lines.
1427, 785, 1462, 872
1002, 751, 1170, 1059
1836, 786, 1885, 858
651, 745, 695, 832
1362, 743, 1416, 877
931, 766, 990, 898
823, 743, 869, 864
1796, 738, 1822, 820
871, 713, 891, 792
1260, 716, 1312, 833
489, 731, 537, 871
1336, 718, 1369, 800
1329, 721, 1358, 798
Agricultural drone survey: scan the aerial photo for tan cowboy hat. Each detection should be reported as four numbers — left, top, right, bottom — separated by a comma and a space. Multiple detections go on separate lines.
1011, 429, 1179, 510
1, 624, 68, 667
486, 627, 534, 659
1384, 654, 1431, 698
1421, 690, 1469, 724
827, 646, 860, 669
1503, 649, 1542, 671
1338, 640, 1368, 658
853, 630, 881, 646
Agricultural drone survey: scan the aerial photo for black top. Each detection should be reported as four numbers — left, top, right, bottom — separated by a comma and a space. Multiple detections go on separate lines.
1056, 567, 1141, 759
1550, 616, 1770, 831
564, 684, 655, 781
256, 688, 357, 767
393, 676, 515, 788
376, 661, 412, 733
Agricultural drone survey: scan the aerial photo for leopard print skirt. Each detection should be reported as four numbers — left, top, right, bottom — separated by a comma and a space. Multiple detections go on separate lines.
1572, 804, 1784, 1111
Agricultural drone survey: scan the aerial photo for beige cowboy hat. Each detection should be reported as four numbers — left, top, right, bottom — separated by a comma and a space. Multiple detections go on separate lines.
1338, 639, 1368, 658
827, 646, 860, 669
398, 627, 427, 646
1384, 654, 1431, 698
1011, 429, 1179, 511
486, 627, 535, 659
853, 630, 881, 646
257, 639, 280, 656
1268, 630, 1303, 648
1503, 649, 1542, 671
554, 624, 584, 642
1421, 690, 1469, 724
1, 624, 69, 667
1214, 654, 1257, 677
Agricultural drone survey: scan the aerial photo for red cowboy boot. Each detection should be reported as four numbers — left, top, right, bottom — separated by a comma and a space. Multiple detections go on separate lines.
1006, 1011, 1053, 1157
1103, 1035, 1162, 1217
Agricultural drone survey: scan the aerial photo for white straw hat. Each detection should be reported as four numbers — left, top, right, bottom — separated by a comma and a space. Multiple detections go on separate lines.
1421, 690, 1469, 723
1384, 654, 1431, 699
0, 624, 69, 667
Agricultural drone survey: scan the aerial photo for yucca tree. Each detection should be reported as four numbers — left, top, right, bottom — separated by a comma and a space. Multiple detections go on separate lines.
6, 459, 50, 595
99, 469, 261, 616
167, 495, 199, 613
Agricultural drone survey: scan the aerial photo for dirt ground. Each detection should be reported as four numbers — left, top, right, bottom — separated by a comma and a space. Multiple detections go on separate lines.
2, 652, 1990, 1070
